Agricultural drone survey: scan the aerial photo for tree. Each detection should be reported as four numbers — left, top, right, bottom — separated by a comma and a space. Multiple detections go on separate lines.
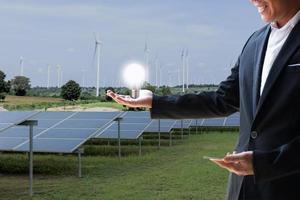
142, 82, 156, 93
61, 80, 81, 101
0, 71, 10, 100
160, 86, 172, 95
11, 76, 30, 96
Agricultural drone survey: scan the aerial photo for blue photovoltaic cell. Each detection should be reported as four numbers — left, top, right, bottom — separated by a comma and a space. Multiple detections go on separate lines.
0, 138, 29, 151
123, 111, 150, 118
0, 111, 37, 124
107, 123, 149, 131
0, 127, 44, 138
70, 112, 121, 120
144, 120, 177, 133
173, 120, 192, 129
190, 119, 204, 126
225, 118, 240, 126
55, 119, 109, 129
98, 130, 142, 140
202, 118, 225, 126
228, 112, 240, 118
38, 129, 97, 139
120, 117, 152, 124
30, 112, 74, 120
15, 138, 83, 153
0, 123, 12, 131
34, 120, 61, 129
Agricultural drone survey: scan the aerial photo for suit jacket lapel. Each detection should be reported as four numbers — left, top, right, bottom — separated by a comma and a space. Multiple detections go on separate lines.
255, 21, 300, 116
252, 26, 271, 115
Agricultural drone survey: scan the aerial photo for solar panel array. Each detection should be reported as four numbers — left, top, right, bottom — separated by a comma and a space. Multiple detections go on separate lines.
0, 111, 240, 154
0, 111, 121, 153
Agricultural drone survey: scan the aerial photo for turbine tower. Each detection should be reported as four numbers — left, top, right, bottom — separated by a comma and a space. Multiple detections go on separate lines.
144, 41, 150, 83
155, 56, 159, 88
185, 49, 189, 89
56, 65, 62, 88
20, 56, 24, 76
181, 49, 185, 93
93, 33, 102, 97
81, 68, 86, 88
47, 65, 51, 89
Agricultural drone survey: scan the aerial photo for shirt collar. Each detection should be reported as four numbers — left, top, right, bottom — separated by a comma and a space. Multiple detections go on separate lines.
271, 10, 300, 30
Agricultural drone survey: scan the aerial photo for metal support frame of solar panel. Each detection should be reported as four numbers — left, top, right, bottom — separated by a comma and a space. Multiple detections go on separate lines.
144, 119, 177, 146
0, 111, 121, 153
94, 111, 152, 157
95, 111, 152, 140
172, 119, 193, 139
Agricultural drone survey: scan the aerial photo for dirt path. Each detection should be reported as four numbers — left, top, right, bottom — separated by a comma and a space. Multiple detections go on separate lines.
46, 105, 119, 112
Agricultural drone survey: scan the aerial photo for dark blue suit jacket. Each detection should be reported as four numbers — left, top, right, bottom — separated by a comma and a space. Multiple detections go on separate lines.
151, 20, 300, 200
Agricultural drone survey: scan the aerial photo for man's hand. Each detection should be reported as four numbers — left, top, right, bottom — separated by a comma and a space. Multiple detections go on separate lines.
106, 89, 153, 108
209, 151, 254, 176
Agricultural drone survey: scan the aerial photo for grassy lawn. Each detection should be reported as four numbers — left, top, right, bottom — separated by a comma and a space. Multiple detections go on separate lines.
0, 95, 124, 111
0, 95, 63, 106
0, 132, 237, 200
80, 102, 124, 110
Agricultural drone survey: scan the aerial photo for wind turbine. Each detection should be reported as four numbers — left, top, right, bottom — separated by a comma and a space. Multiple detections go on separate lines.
144, 40, 150, 83
185, 49, 189, 89
181, 49, 186, 93
56, 65, 62, 88
93, 33, 102, 97
155, 56, 159, 88
20, 56, 24, 76
81, 68, 86, 88
47, 65, 51, 89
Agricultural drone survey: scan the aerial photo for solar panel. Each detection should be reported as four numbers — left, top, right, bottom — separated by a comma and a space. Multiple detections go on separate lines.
144, 120, 177, 133
173, 120, 192, 129
70, 112, 121, 120
120, 117, 152, 124
37, 129, 97, 139
99, 130, 143, 140
224, 117, 240, 126
30, 111, 74, 120
0, 111, 38, 132
0, 138, 28, 151
55, 119, 110, 129
202, 118, 225, 126
0, 127, 44, 138
34, 119, 62, 129
0, 111, 38, 123
123, 111, 150, 118
190, 119, 204, 126
14, 138, 83, 153
0, 111, 120, 153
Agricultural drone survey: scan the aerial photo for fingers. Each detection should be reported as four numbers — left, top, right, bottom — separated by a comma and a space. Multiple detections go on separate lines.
224, 151, 252, 163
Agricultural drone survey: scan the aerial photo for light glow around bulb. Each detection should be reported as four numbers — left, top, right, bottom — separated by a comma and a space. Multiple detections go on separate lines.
122, 63, 146, 89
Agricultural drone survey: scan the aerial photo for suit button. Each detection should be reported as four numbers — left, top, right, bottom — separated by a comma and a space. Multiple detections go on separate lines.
251, 131, 258, 139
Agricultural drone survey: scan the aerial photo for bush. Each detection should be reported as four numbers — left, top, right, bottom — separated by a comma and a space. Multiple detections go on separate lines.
61, 80, 81, 101
0, 92, 6, 101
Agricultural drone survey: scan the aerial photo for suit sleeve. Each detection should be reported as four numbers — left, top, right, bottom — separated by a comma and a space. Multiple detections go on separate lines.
150, 58, 240, 119
253, 136, 300, 183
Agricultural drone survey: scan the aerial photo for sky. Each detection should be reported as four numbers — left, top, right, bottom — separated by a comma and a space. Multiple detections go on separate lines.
0, 0, 265, 87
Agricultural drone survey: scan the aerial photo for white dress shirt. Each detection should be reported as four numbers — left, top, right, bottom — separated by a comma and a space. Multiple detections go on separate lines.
260, 10, 300, 95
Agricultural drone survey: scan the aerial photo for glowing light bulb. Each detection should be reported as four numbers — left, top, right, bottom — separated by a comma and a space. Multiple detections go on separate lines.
122, 63, 146, 98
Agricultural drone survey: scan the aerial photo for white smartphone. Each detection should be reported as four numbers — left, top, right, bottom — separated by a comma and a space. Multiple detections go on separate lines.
203, 156, 224, 160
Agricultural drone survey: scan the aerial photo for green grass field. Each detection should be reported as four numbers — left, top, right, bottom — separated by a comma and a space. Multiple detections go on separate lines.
0, 132, 237, 200
0, 95, 124, 111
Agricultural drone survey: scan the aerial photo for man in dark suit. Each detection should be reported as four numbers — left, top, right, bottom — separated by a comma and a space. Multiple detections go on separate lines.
107, 0, 300, 199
